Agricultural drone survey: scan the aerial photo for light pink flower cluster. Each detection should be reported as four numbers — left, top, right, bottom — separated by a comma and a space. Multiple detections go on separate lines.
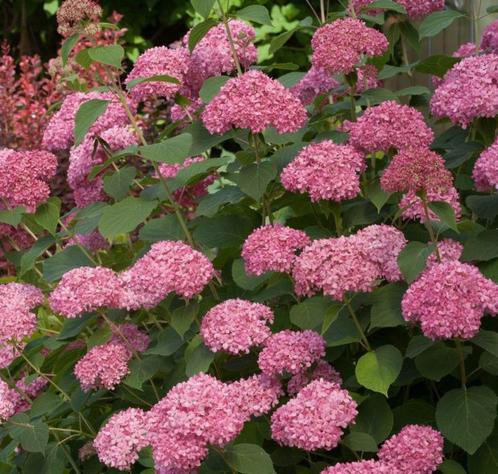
281, 141, 366, 203
258, 330, 326, 376
287, 360, 342, 396
473, 138, 498, 191
431, 54, 498, 128
271, 380, 357, 451
481, 20, 498, 53
125, 47, 190, 102
396, 0, 444, 19
402, 261, 498, 339
311, 18, 388, 75
241, 224, 310, 276
0, 376, 47, 423
42, 92, 133, 152
0, 149, 57, 212
425, 239, 463, 270
201, 70, 307, 134
49, 266, 122, 318
94, 408, 149, 471
119, 241, 215, 309
290, 67, 339, 106
344, 101, 434, 153
200, 299, 274, 354
56, 0, 102, 37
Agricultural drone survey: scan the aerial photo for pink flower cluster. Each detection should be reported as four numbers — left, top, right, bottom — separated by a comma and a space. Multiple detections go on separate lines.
431, 54, 498, 128
56, 0, 102, 37
290, 67, 339, 106
200, 299, 274, 354
201, 70, 307, 134
287, 360, 342, 396
481, 20, 498, 53
0, 376, 47, 423
271, 380, 358, 451
396, 0, 444, 19
0, 149, 57, 212
281, 141, 366, 203
241, 224, 310, 276
322, 460, 391, 473
425, 239, 463, 270
311, 18, 388, 75
402, 261, 498, 339
473, 137, 498, 191
344, 101, 434, 153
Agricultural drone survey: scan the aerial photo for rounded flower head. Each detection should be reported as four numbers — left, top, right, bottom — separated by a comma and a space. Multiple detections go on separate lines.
425, 239, 463, 270
125, 47, 190, 102
402, 261, 498, 339
473, 138, 498, 191
258, 330, 326, 376
378, 425, 444, 474
49, 266, 122, 318
56, 0, 102, 37
311, 18, 388, 75
281, 141, 366, 203
287, 360, 342, 396
481, 19, 498, 53
344, 101, 434, 153
431, 54, 498, 128
242, 224, 310, 276
200, 299, 274, 355
290, 67, 339, 105
322, 460, 391, 473
201, 70, 307, 135
74, 342, 131, 391
119, 241, 215, 310
396, 0, 444, 19
271, 380, 357, 451
94, 408, 149, 471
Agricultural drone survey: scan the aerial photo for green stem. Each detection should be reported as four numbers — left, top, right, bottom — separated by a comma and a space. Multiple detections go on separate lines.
52, 430, 81, 474
216, 0, 243, 75
345, 300, 371, 351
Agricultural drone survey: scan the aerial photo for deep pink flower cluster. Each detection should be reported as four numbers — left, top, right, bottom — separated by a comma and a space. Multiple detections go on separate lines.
311, 18, 388, 75
201, 70, 307, 134
258, 330, 326, 376
425, 239, 463, 270
200, 299, 274, 354
281, 141, 366, 202
94, 408, 149, 471
42, 92, 133, 152
396, 0, 444, 19
56, 0, 102, 37
402, 261, 498, 339
481, 20, 498, 53
290, 67, 339, 105
431, 54, 498, 128
0, 149, 57, 212
241, 224, 310, 276
344, 101, 434, 153
49, 266, 122, 318
125, 47, 190, 102
271, 380, 357, 451
287, 360, 342, 396
119, 241, 215, 309
473, 138, 498, 191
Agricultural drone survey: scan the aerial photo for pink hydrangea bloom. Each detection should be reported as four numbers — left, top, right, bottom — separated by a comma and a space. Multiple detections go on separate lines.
56, 0, 102, 37
200, 299, 274, 354
0, 343, 23, 369
321, 460, 391, 474
0, 380, 17, 423
281, 141, 366, 203
481, 20, 498, 53
292, 236, 381, 300
378, 425, 444, 473
311, 18, 388, 75
119, 241, 214, 310
74, 342, 131, 391
431, 54, 498, 128
287, 360, 342, 396
0, 149, 57, 212
454, 42, 477, 57
125, 47, 190, 102
110, 323, 150, 354
94, 408, 149, 471
396, 0, 444, 19
350, 0, 382, 15
241, 224, 310, 276
290, 67, 339, 105
258, 330, 326, 376
473, 138, 498, 191
227, 374, 283, 419
201, 70, 307, 134
344, 101, 434, 153
42, 92, 134, 152
354, 64, 382, 95
271, 380, 357, 451
402, 261, 498, 339
49, 266, 122, 318
425, 239, 463, 270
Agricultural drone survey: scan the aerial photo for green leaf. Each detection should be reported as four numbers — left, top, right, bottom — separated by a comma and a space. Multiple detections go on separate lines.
405, 335, 434, 358
87, 44, 124, 68
170, 303, 198, 337
126, 74, 180, 89
146, 327, 184, 356
397, 86, 431, 97
468, 427, 498, 473
479, 351, 498, 376
232, 161, 277, 201
237, 5, 273, 26
415, 55, 460, 77
370, 283, 406, 329
7, 414, 49, 454
367, 0, 406, 13
436, 386, 497, 454
173, 156, 231, 187
290, 296, 331, 330
232, 258, 271, 291
19, 236, 54, 276
439, 460, 467, 474
191, 0, 216, 18
462, 230, 498, 262
488, 6, 498, 13
74, 99, 109, 146
351, 394, 393, 443
139, 214, 184, 242
124, 356, 162, 390
428, 201, 459, 232
397, 241, 434, 283
341, 432, 378, 452
323, 310, 362, 347
419, 9, 465, 39
61, 33, 79, 66
57, 313, 95, 340
199, 76, 230, 103
355, 345, 403, 396
98, 197, 157, 239
269, 29, 298, 55
194, 214, 254, 248
184, 120, 234, 155
0, 206, 25, 226
224, 444, 275, 474
29, 393, 64, 419
471, 330, 498, 358
188, 19, 218, 51
414, 342, 460, 381
467, 195, 498, 221
365, 180, 391, 213
139, 134, 193, 164
33, 197, 61, 235
393, 399, 435, 432
185, 338, 214, 376
103, 166, 136, 201
196, 186, 245, 217
43, 246, 94, 282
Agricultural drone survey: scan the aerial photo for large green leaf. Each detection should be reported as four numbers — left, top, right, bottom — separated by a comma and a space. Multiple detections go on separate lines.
290, 296, 331, 330
43, 246, 95, 282
428, 201, 459, 232
467, 195, 498, 221
74, 99, 109, 146
397, 241, 434, 283
191, 0, 216, 18
61, 33, 79, 66
224, 444, 275, 474
351, 394, 393, 443
7, 414, 49, 454
193, 214, 254, 248
33, 197, 61, 235
199, 76, 230, 103
468, 427, 498, 473
188, 19, 218, 51
414, 342, 460, 381
232, 161, 277, 202
370, 283, 406, 329
0, 206, 25, 226
232, 258, 272, 291
139, 214, 184, 242
146, 327, 184, 356
103, 166, 136, 201
19, 236, 55, 276
126, 74, 180, 90
471, 330, 498, 358
124, 356, 162, 390
415, 55, 460, 77
87, 44, 124, 68
237, 5, 273, 26
185, 337, 214, 376
196, 186, 245, 217
367, 0, 406, 13
419, 10, 465, 39
462, 230, 498, 262
139, 134, 193, 164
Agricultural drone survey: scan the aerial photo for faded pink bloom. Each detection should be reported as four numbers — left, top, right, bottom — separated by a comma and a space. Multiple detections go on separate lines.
287, 360, 342, 396
482, 20, 498, 53
66, 230, 109, 252
290, 67, 339, 105
79, 441, 96, 462
473, 138, 498, 191
56, 0, 102, 37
